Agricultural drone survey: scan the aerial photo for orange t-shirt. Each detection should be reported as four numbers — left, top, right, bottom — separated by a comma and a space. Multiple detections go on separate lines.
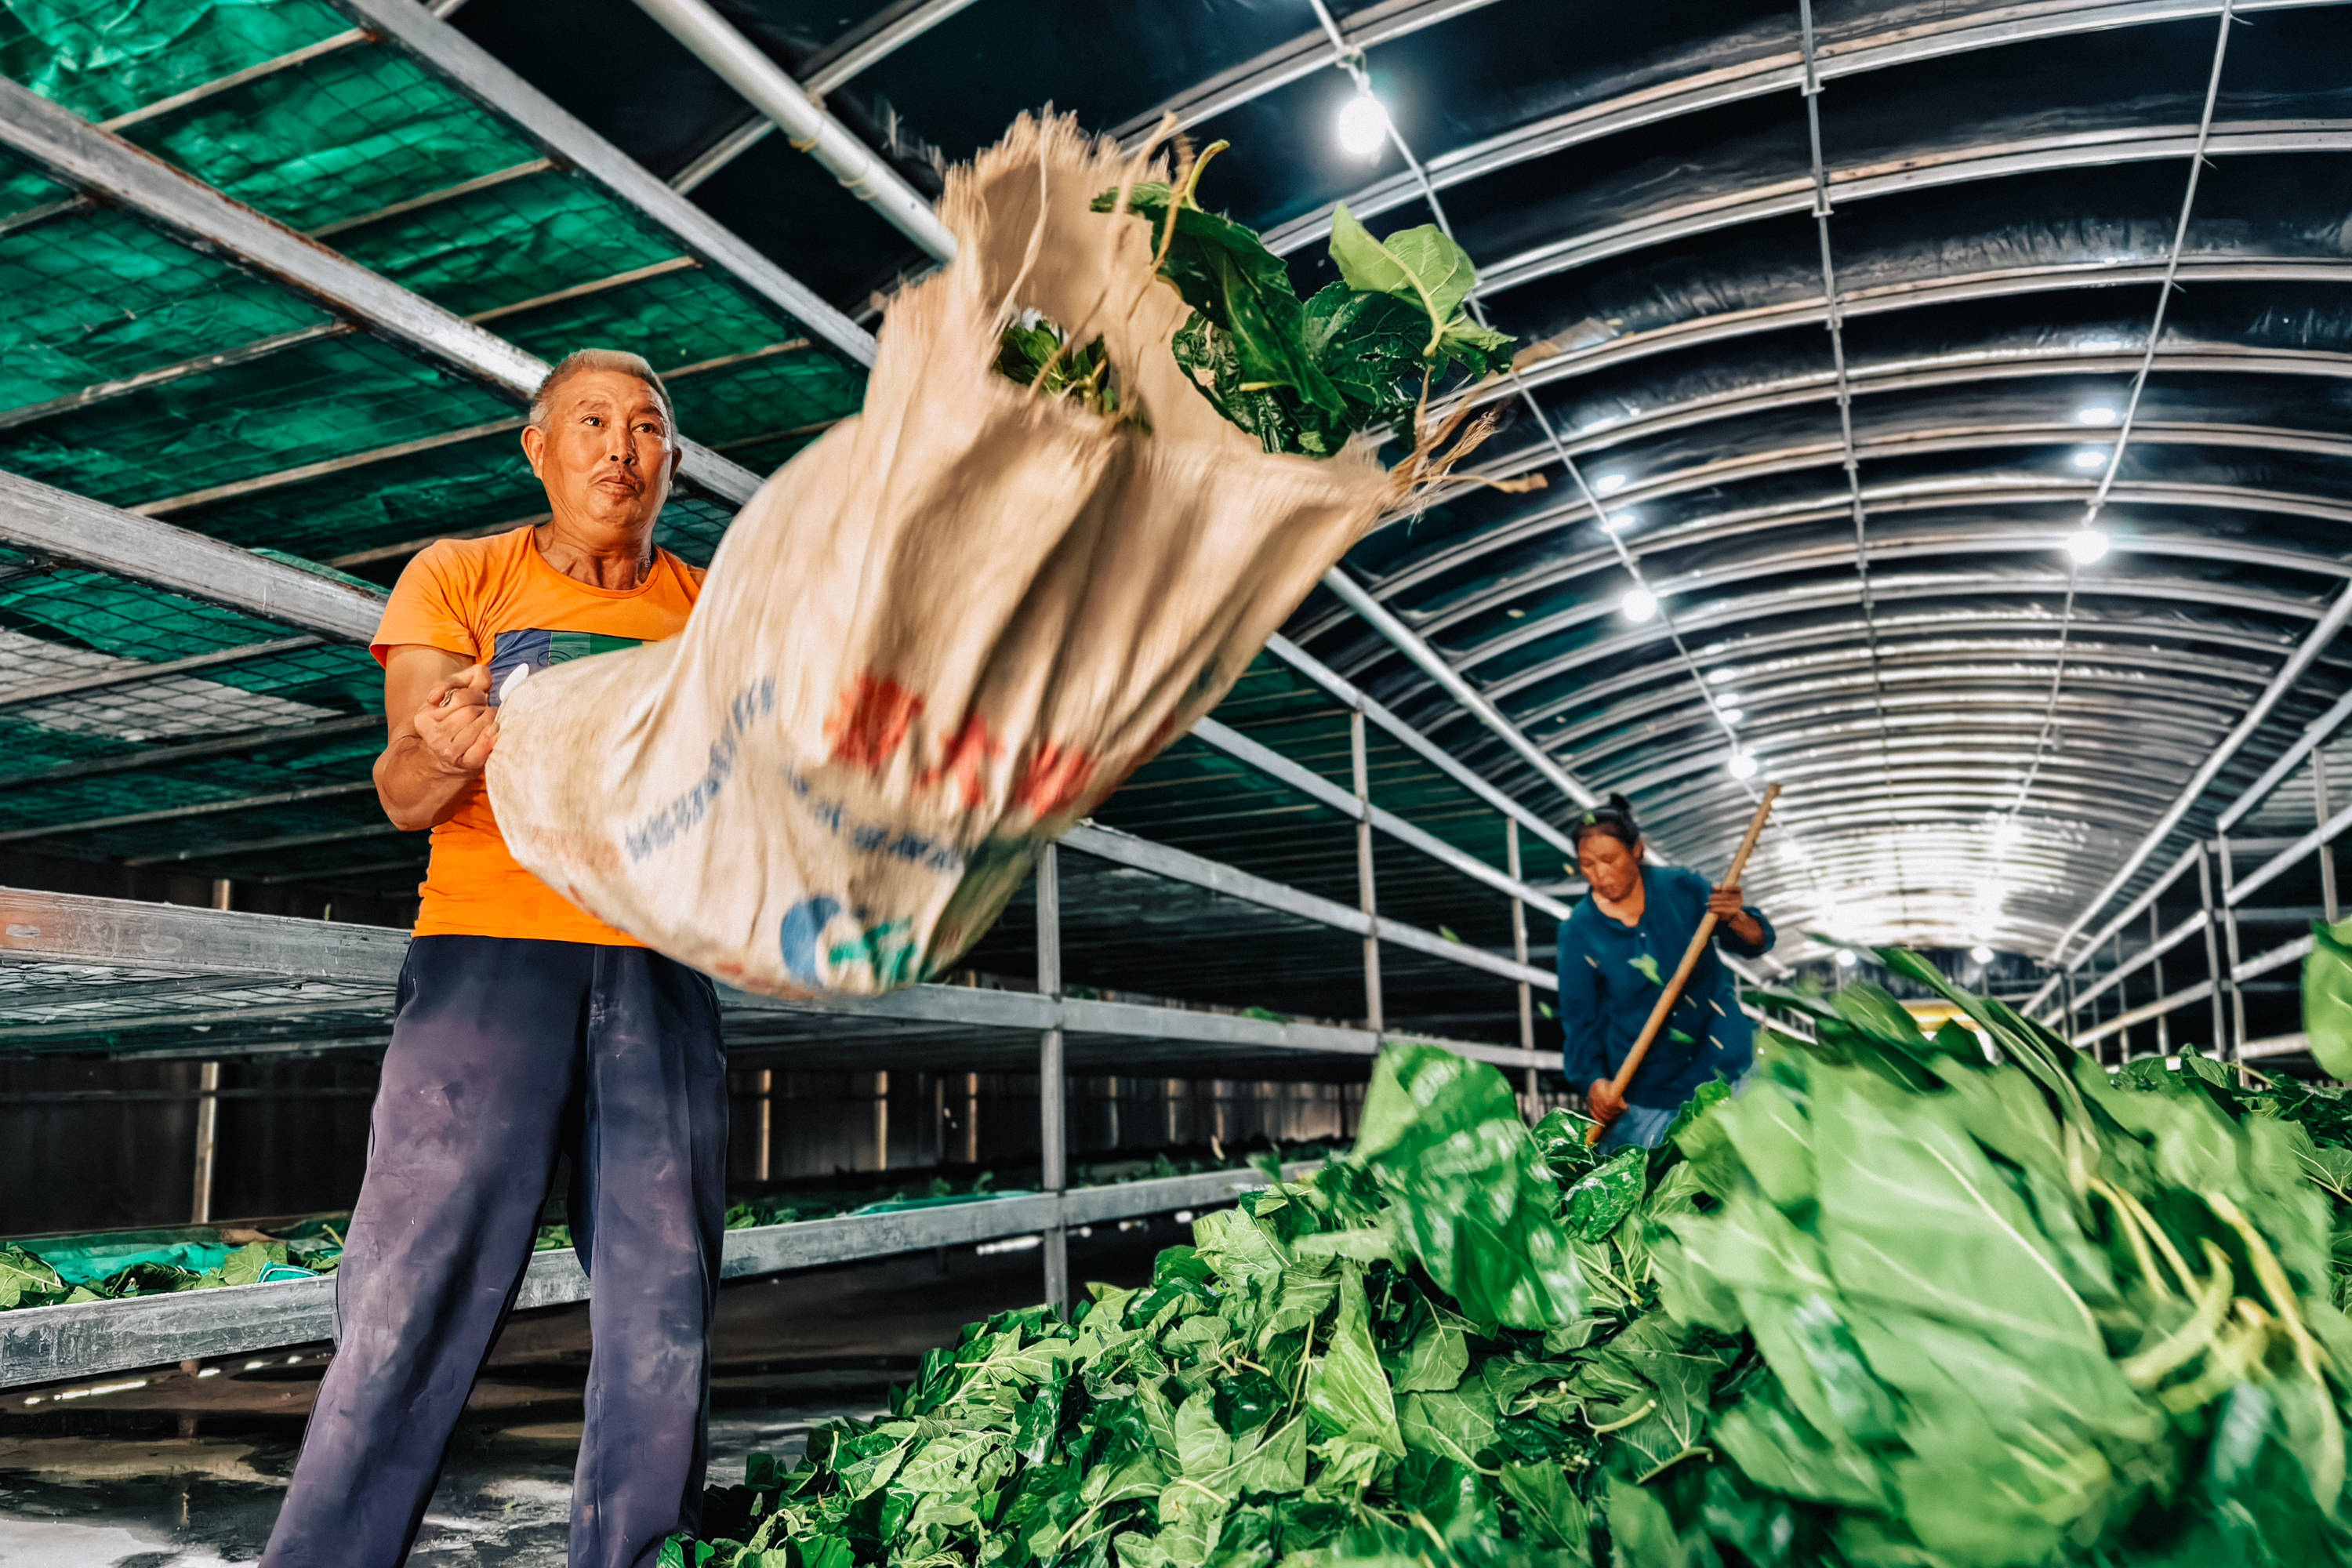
372, 527, 704, 945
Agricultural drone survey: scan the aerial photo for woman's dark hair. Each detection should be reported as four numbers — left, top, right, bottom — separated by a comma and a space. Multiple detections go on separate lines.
1573, 793, 1642, 851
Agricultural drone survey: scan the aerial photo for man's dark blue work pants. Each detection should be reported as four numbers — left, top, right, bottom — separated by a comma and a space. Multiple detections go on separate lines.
260, 935, 728, 1568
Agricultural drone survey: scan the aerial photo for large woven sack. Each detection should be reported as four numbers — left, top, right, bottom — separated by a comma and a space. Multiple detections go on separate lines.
486, 118, 1394, 997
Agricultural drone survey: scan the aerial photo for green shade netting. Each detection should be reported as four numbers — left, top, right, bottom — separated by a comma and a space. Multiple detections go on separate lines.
0, 726, 383, 829
174, 428, 547, 560
0, 204, 326, 410
67, 793, 397, 860
0, 146, 69, 213
335, 166, 686, 319
126, 41, 539, 234
0, 566, 380, 713
0, 332, 516, 509
499, 263, 808, 372
0, 0, 351, 125
653, 492, 739, 564
670, 349, 865, 448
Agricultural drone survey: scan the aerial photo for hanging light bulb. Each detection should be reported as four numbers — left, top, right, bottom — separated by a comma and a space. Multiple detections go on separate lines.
2067, 528, 2111, 564
1593, 472, 1629, 496
1834, 947, 1858, 969
1621, 586, 1657, 621
1334, 89, 1390, 158
1728, 750, 1759, 780
1718, 706, 1744, 726
1969, 943, 1995, 964
2071, 446, 2109, 470
2076, 405, 2118, 426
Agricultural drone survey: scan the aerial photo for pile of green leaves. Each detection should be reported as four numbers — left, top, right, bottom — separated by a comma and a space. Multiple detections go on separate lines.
669, 957, 2352, 1568
996, 143, 1512, 460
0, 1235, 333, 1309
0, 1149, 1330, 1315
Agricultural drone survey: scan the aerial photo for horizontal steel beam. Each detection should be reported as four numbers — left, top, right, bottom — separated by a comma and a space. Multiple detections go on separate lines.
1063, 822, 1558, 987
0, 782, 380, 848
328, 0, 876, 367
2227, 800, 2352, 913
0, 323, 352, 435
0, 77, 543, 394
1189, 717, 1570, 916
0, 716, 382, 791
0, 861, 1563, 1058
2072, 978, 2215, 1048
0, 1163, 1296, 1389
1261, 635, 1579, 858
0, 71, 764, 510
2215, 687, 2352, 834
2052, 583, 2352, 960
1472, 122, 2352, 296
0, 472, 382, 640
1258, 0, 2332, 256
0, 636, 328, 715
2063, 911, 2206, 1014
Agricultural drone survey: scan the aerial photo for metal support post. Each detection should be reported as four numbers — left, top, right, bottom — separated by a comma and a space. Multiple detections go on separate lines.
2107, 930, 2125, 1065
2197, 844, 2229, 1057
2150, 906, 2169, 1062
1036, 844, 1069, 1316
1350, 705, 1383, 1033
873, 1070, 891, 1171
2216, 834, 2245, 1061
755, 1068, 772, 1183
2318, 751, 2340, 924
189, 1059, 221, 1225
190, 877, 230, 1224
1507, 818, 1537, 1114
958, 1071, 978, 1165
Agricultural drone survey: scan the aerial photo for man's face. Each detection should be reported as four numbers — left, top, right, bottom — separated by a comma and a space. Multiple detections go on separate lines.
520, 369, 677, 533
1578, 831, 1643, 903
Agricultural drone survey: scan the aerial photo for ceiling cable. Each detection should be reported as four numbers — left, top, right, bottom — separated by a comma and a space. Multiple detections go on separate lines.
2008, 0, 2238, 875
1796, 0, 1908, 932
1302, 0, 1831, 924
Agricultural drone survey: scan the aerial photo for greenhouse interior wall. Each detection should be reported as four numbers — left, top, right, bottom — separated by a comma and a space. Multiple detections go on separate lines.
5, 0, 2352, 1560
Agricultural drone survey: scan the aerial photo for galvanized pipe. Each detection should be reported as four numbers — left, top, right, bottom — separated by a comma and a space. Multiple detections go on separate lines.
628, 0, 955, 260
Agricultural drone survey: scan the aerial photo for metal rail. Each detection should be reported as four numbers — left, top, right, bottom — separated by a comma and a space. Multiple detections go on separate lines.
0, 1163, 1304, 1391
328, 0, 877, 367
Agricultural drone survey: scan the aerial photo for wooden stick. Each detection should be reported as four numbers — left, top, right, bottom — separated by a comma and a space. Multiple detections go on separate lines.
1584, 783, 1781, 1145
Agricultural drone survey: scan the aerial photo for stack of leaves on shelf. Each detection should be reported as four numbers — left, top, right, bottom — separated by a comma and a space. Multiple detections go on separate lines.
0, 1148, 1336, 1314
0, 1232, 337, 1309
999, 138, 1520, 468
668, 953, 2352, 1568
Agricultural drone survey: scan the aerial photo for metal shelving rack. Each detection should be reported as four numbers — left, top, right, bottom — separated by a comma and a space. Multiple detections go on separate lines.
2031, 688, 2352, 1065
0, 5, 1811, 1393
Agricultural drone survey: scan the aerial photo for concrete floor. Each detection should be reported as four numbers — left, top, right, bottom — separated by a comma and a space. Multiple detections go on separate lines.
0, 1219, 1178, 1566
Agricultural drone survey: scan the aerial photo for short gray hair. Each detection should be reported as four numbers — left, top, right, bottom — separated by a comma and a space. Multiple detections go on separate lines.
528, 348, 675, 434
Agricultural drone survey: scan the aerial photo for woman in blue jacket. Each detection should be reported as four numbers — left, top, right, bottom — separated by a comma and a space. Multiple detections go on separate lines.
1559, 793, 1774, 1151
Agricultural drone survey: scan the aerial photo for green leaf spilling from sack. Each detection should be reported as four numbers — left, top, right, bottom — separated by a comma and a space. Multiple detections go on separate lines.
670, 963, 2352, 1568
995, 140, 1534, 478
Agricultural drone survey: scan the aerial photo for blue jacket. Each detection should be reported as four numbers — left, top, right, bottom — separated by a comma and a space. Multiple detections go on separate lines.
1557, 865, 1774, 1109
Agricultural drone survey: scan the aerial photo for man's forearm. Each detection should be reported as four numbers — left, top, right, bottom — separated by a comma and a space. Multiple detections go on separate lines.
375, 737, 480, 831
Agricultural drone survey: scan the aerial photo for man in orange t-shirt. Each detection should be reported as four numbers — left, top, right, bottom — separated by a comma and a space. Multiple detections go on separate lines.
263, 351, 724, 1568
